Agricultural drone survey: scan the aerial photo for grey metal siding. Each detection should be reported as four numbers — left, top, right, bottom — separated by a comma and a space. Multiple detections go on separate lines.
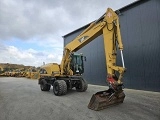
63, 0, 160, 91
64, 31, 107, 85
119, 0, 160, 91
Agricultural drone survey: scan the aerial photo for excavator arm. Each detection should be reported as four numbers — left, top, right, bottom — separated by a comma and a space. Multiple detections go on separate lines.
61, 8, 126, 110
61, 8, 125, 87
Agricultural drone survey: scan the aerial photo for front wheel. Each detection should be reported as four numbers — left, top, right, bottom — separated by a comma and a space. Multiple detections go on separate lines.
76, 79, 88, 92
53, 80, 67, 96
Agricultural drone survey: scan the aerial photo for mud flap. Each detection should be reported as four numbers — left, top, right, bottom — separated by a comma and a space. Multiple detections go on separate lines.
88, 89, 125, 111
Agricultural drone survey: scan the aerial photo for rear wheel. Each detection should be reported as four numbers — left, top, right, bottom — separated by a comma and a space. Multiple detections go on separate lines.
76, 79, 88, 92
40, 79, 51, 91
53, 80, 67, 96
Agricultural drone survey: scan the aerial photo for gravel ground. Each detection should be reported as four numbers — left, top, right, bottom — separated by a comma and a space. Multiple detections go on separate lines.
0, 77, 160, 120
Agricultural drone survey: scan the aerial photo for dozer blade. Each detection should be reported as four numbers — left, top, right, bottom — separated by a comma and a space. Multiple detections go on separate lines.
88, 89, 125, 111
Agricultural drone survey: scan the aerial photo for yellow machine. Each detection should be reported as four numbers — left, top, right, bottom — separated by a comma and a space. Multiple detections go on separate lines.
9, 69, 21, 77
25, 67, 39, 79
38, 8, 126, 110
10, 70, 17, 77
18, 68, 26, 77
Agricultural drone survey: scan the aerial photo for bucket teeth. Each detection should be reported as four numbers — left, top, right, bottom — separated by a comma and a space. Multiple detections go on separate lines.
88, 89, 125, 111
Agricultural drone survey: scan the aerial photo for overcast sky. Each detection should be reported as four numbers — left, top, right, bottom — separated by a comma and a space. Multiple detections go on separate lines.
0, 0, 137, 67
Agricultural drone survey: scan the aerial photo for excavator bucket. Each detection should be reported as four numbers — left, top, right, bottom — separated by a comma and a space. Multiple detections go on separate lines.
88, 89, 125, 111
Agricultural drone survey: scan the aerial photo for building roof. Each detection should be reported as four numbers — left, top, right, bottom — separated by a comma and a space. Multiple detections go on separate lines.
63, 0, 148, 38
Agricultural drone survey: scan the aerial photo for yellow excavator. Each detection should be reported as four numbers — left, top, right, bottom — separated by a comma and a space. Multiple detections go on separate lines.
26, 67, 39, 79
38, 8, 126, 111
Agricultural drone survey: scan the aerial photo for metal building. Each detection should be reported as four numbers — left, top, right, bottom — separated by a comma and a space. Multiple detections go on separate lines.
63, 0, 160, 92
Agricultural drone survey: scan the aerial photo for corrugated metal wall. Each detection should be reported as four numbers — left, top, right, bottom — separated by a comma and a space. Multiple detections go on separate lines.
63, 0, 160, 92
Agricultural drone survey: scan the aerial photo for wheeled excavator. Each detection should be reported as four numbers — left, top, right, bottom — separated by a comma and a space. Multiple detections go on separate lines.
38, 8, 126, 111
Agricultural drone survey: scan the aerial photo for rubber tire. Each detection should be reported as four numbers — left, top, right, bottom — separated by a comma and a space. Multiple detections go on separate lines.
76, 79, 88, 92
46, 85, 51, 91
53, 80, 67, 96
40, 80, 51, 91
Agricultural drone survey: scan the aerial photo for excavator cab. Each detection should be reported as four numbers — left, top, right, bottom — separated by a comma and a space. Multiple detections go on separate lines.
70, 53, 85, 75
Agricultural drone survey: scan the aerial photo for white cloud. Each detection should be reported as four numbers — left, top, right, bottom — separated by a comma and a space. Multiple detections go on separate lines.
0, 45, 62, 67
47, 54, 54, 59
0, 0, 137, 40
0, 0, 137, 66
26, 35, 63, 49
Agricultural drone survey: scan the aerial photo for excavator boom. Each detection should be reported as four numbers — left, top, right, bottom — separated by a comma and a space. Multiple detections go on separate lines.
60, 8, 126, 110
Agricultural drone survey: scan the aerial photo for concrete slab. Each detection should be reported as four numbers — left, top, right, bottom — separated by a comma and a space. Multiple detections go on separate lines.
0, 77, 160, 120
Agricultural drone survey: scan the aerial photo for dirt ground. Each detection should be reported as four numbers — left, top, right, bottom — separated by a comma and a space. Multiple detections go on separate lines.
0, 77, 160, 120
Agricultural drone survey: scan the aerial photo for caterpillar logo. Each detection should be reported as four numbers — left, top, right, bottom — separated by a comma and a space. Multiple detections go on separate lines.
79, 36, 88, 43
107, 12, 112, 18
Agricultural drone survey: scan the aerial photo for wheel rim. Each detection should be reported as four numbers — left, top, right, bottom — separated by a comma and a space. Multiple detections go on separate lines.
54, 84, 59, 94
40, 84, 44, 90
77, 82, 82, 89
55, 85, 58, 91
